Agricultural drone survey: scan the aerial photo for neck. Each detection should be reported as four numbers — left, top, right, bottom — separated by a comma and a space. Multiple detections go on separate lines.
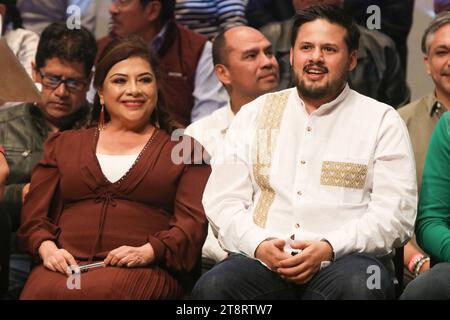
435, 88, 450, 110
138, 20, 164, 44
298, 84, 345, 114
46, 121, 60, 133
106, 119, 153, 134
229, 94, 257, 115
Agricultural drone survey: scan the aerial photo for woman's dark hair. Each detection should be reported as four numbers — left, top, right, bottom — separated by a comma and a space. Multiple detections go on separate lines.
291, 5, 360, 53
0, 0, 22, 29
92, 35, 178, 134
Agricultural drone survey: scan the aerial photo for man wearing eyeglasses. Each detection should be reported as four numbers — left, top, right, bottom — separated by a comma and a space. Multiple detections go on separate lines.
0, 22, 96, 299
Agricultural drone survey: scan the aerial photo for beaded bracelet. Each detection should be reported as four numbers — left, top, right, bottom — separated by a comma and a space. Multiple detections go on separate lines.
413, 256, 430, 277
408, 253, 424, 274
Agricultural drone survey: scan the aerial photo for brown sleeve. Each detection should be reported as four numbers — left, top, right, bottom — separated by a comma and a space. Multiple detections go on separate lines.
16, 133, 63, 257
150, 139, 210, 272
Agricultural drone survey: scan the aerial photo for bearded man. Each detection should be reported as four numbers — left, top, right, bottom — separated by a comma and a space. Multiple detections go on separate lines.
191, 5, 417, 300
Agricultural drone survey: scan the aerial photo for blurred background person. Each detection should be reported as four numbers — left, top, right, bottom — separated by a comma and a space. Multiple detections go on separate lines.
246, 0, 295, 29
175, 0, 247, 40
0, 22, 96, 299
16, 0, 96, 34
343, 0, 414, 77
401, 112, 450, 300
0, 0, 39, 108
398, 11, 450, 287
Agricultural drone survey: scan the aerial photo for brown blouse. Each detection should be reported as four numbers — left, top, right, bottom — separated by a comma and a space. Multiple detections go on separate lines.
16, 127, 210, 299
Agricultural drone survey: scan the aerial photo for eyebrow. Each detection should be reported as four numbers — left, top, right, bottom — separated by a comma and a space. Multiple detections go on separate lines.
241, 44, 273, 55
299, 42, 339, 47
109, 72, 154, 79
433, 44, 449, 51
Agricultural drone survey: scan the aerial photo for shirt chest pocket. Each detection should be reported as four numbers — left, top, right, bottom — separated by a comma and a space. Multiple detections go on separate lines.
319, 158, 369, 204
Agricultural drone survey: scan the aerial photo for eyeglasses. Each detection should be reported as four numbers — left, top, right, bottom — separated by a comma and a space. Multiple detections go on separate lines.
38, 70, 88, 92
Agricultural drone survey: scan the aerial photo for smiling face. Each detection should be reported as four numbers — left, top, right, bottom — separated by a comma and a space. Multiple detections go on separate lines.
290, 19, 356, 103
424, 23, 450, 103
98, 56, 158, 129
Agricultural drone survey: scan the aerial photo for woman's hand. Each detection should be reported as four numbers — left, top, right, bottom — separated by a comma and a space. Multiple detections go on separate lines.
38, 240, 78, 276
104, 243, 155, 268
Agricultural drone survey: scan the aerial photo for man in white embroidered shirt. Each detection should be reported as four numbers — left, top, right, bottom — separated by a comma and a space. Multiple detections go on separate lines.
185, 26, 280, 269
191, 5, 417, 300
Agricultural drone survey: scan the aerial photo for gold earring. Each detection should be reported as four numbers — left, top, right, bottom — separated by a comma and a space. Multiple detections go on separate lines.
99, 104, 106, 130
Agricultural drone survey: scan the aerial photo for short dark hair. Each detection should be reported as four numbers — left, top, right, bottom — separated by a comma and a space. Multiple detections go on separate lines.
35, 22, 97, 77
212, 30, 227, 66
0, 0, 22, 29
93, 35, 177, 134
290, 5, 360, 53
139, 0, 175, 23
421, 11, 450, 54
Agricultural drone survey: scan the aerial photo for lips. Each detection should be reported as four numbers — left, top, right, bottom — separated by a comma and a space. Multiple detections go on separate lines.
304, 65, 328, 75
259, 72, 277, 80
122, 100, 145, 108
49, 102, 69, 108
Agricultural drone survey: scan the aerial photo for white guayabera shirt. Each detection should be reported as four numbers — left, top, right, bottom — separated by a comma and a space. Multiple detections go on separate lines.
185, 102, 235, 263
202, 85, 417, 263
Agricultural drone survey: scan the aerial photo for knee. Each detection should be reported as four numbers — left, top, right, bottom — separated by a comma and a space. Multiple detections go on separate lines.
338, 254, 395, 300
401, 263, 450, 300
191, 269, 232, 300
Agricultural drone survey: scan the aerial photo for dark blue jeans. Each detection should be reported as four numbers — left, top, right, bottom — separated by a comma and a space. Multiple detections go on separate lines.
400, 262, 450, 300
191, 253, 395, 300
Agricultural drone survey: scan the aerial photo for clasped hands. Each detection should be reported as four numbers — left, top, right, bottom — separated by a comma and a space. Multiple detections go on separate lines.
38, 240, 155, 276
255, 238, 333, 284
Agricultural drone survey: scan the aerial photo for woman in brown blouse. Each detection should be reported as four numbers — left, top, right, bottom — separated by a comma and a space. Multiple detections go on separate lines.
16, 36, 210, 299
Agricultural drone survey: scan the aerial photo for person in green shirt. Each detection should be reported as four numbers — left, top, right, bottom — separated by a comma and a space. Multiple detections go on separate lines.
401, 112, 450, 300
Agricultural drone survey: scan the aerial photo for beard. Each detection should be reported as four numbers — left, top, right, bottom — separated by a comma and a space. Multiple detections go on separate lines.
293, 61, 349, 100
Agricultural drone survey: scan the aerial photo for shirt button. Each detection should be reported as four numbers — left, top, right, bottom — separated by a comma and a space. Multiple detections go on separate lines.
306, 126, 312, 132
297, 191, 303, 196
300, 160, 306, 165
294, 223, 300, 228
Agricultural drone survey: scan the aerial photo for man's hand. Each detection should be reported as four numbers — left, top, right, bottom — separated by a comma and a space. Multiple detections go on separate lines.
0, 152, 9, 201
22, 183, 30, 203
277, 240, 333, 284
255, 238, 291, 271
104, 243, 155, 268
39, 240, 79, 276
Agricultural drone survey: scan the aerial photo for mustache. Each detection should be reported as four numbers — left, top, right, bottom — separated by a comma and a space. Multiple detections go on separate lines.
303, 63, 328, 73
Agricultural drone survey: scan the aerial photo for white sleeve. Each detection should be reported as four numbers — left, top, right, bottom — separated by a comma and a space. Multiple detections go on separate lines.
326, 110, 417, 259
191, 41, 228, 123
202, 107, 274, 258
